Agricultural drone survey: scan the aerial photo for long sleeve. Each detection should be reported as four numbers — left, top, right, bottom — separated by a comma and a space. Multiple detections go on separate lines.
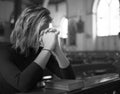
0, 47, 44, 92
60, 64, 75, 79
46, 55, 75, 79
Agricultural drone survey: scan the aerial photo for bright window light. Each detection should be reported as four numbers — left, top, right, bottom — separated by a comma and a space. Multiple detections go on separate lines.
59, 17, 68, 38
97, 0, 120, 36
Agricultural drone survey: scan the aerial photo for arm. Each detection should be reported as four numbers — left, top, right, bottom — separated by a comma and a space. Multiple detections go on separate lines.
0, 47, 51, 92
46, 54, 75, 79
17, 30, 58, 91
52, 38, 75, 79
0, 30, 57, 92
41, 29, 75, 79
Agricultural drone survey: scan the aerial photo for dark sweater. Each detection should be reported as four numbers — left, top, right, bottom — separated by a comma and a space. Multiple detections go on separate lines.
0, 42, 75, 94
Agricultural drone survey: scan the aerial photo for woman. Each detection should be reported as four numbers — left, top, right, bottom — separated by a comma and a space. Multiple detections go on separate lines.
0, 6, 75, 94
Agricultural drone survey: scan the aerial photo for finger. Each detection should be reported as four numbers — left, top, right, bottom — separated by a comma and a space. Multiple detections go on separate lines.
40, 30, 45, 36
39, 37, 43, 46
44, 28, 50, 33
48, 28, 54, 32
40, 39, 44, 47
52, 28, 57, 33
48, 28, 57, 33
55, 30, 60, 35
40, 28, 50, 36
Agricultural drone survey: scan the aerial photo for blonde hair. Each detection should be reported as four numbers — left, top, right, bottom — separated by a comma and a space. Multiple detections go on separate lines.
10, 6, 52, 54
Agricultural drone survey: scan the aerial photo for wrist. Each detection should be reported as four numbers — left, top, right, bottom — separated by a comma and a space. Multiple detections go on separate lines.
43, 46, 53, 51
54, 47, 63, 56
42, 48, 52, 54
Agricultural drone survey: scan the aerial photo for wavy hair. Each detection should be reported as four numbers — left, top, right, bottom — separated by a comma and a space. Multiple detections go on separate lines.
10, 6, 52, 54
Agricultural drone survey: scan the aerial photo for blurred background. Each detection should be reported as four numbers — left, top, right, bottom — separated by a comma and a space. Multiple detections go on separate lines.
0, 0, 120, 78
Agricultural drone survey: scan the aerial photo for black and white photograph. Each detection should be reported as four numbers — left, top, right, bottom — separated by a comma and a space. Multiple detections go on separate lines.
0, 0, 120, 94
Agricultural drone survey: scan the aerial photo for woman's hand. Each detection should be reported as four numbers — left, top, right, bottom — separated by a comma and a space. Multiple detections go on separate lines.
41, 28, 59, 51
52, 36, 61, 56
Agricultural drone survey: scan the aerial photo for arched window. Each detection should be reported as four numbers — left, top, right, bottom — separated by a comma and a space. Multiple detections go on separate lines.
95, 0, 120, 36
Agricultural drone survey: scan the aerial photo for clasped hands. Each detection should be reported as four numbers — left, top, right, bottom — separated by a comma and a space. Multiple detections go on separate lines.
39, 28, 60, 54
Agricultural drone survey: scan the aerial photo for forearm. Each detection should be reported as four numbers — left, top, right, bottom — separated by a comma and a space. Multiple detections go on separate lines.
17, 49, 52, 91
53, 49, 75, 79
0, 59, 44, 92
17, 62, 44, 91
34, 48, 51, 69
52, 46, 75, 79
53, 48, 70, 68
